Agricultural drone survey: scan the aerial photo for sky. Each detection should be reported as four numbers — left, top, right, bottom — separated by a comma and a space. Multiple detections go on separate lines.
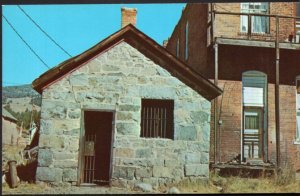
2, 3, 186, 87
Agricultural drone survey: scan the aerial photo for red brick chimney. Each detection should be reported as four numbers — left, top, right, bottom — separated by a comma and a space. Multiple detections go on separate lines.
121, 7, 137, 28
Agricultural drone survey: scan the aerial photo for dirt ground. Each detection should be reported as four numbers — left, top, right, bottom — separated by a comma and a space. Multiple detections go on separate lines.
2, 177, 300, 195
2, 182, 150, 195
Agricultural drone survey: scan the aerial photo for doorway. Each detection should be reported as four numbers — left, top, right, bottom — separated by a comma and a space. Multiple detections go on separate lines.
243, 107, 264, 161
79, 110, 114, 186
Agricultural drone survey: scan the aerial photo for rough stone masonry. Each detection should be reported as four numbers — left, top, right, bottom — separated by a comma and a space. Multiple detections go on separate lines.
36, 41, 211, 189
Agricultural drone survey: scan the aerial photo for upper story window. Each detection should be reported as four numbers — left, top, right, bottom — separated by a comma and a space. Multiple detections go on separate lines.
185, 21, 189, 61
176, 38, 180, 57
240, 2, 270, 34
140, 99, 174, 139
296, 76, 300, 141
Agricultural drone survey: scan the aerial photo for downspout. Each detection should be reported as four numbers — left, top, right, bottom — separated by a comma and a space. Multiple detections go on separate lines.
275, 16, 281, 169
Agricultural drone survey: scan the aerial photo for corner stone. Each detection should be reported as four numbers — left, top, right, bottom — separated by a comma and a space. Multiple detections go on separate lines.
36, 167, 63, 182
184, 164, 209, 177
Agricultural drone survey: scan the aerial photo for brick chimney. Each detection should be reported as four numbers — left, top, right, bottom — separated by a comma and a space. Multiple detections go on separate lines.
121, 7, 137, 28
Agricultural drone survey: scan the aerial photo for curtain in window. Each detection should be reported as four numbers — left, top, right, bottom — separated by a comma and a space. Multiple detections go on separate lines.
240, 2, 269, 33
252, 16, 269, 33
245, 115, 259, 129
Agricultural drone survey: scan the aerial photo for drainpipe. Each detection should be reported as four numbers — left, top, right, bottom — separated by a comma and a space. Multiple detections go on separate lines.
214, 43, 219, 164
275, 16, 281, 169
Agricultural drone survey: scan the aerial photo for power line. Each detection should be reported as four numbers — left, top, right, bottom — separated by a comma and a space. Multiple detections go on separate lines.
2, 14, 51, 69
17, 5, 72, 57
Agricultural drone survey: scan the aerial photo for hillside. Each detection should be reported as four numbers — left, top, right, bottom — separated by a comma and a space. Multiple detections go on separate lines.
2, 84, 41, 130
2, 84, 42, 106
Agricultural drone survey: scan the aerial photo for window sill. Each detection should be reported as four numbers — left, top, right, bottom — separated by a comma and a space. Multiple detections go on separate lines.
294, 140, 300, 145
238, 32, 272, 37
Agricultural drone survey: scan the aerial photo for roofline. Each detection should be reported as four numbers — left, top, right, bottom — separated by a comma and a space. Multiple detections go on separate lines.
32, 24, 222, 101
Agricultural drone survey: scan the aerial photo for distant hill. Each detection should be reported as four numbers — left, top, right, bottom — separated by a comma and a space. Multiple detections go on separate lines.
2, 84, 41, 106
2, 84, 42, 130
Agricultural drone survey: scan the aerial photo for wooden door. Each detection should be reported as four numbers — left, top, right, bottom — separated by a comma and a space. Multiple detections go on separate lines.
243, 108, 264, 161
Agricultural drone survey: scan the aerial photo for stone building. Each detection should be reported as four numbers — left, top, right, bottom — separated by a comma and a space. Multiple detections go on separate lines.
166, 2, 300, 176
32, 9, 222, 187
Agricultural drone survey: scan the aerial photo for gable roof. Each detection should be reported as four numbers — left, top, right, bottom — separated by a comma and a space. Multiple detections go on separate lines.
32, 24, 222, 101
2, 107, 18, 122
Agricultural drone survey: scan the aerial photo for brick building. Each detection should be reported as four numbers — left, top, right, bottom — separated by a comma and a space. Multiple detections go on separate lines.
32, 8, 222, 187
166, 2, 300, 176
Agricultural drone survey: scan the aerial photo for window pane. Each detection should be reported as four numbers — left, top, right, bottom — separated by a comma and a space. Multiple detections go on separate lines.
245, 115, 259, 129
240, 2, 269, 33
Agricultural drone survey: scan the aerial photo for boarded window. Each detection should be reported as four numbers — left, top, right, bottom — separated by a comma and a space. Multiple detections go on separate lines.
242, 71, 267, 107
141, 99, 174, 139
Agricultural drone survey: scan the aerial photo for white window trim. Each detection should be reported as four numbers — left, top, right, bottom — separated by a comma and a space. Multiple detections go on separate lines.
295, 76, 300, 144
240, 2, 269, 34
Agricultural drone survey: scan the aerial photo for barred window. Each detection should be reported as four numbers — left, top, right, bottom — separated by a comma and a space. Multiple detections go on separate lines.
140, 99, 174, 139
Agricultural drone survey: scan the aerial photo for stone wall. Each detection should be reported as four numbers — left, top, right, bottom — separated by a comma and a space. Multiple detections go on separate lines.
36, 41, 211, 187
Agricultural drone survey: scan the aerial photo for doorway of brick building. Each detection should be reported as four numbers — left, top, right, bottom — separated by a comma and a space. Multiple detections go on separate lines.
78, 110, 114, 186
242, 71, 267, 163
242, 107, 264, 161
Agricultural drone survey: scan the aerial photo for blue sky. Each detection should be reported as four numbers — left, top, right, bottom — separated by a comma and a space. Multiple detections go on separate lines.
2, 4, 186, 87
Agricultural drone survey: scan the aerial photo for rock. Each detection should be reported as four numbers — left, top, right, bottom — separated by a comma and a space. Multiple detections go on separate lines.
216, 186, 223, 192
134, 182, 153, 192
168, 187, 180, 194
184, 164, 209, 177
36, 167, 63, 182
63, 169, 77, 182
2, 174, 7, 184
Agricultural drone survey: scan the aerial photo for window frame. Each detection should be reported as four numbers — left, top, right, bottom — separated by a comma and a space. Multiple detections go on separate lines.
140, 99, 174, 139
240, 2, 270, 34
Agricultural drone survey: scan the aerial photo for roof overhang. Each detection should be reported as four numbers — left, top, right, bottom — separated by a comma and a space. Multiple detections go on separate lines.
32, 24, 222, 101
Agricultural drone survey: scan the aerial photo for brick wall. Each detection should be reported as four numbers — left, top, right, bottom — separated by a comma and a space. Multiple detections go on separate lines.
214, 2, 296, 42
121, 8, 137, 28
209, 45, 300, 172
166, 2, 300, 172
166, 4, 212, 77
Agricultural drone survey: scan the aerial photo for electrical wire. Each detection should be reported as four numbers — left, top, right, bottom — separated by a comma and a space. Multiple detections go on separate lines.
3, 14, 51, 69
17, 5, 72, 57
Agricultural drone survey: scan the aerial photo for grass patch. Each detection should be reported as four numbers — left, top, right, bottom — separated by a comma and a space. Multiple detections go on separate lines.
167, 169, 300, 193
